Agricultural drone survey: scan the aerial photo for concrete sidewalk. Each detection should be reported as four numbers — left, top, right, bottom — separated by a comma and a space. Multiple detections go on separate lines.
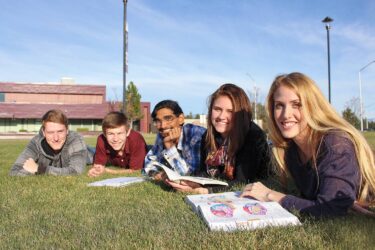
0, 133, 36, 139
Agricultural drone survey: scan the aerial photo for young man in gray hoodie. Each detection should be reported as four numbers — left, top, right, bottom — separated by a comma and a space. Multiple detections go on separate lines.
10, 109, 88, 176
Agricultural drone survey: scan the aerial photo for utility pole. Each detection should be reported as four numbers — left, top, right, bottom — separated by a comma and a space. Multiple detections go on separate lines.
322, 16, 333, 103
246, 73, 259, 123
253, 85, 259, 122
122, 0, 128, 113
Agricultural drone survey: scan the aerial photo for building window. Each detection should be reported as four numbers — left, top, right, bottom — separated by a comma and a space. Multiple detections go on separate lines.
0, 93, 4, 102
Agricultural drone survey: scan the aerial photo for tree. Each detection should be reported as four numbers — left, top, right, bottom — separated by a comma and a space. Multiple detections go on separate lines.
345, 97, 361, 118
368, 120, 375, 130
124, 81, 143, 128
185, 112, 200, 119
342, 107, 360, 129
185, 112, 193, 119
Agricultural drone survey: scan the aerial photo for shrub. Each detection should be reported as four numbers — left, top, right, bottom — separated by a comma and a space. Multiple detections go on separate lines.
76, 127, 89, 132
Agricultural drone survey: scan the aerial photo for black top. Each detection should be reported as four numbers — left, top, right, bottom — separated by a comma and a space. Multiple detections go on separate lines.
197, 121, 271, 192
280, 132, 360, 217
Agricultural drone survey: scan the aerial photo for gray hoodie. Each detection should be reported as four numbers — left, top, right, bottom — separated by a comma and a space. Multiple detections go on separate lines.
9, 130, 88, 176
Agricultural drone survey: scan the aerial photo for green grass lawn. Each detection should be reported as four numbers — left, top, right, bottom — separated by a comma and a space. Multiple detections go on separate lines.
1, 133, 374, 249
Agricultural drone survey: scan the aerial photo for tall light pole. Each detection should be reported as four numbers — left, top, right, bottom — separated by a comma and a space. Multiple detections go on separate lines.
122, 0, 128, 113
246, 73, 259, 123
359, 60, 375, 132
322, 16, 333, 103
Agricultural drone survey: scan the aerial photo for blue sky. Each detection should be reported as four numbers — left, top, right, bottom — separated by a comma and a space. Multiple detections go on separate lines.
1, 0, 375, 118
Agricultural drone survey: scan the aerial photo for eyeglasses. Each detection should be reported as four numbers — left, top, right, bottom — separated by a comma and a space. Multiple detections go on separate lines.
153, 115, 176, 126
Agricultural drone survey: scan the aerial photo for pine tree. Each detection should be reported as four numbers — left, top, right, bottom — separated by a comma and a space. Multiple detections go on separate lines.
342, 107, 360, 129
125, 81, 143, 128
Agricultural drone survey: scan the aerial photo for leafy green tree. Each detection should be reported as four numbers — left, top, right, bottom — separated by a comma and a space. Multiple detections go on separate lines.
124, 81, 143, 128
368, 121, 375, 130
342, 107, 360, 129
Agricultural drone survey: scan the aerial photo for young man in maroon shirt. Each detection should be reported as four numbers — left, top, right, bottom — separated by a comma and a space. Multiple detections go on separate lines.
88, 112, 147, 177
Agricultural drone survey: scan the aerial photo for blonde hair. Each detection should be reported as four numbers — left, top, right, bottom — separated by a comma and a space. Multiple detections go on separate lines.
266, 72, 375, 203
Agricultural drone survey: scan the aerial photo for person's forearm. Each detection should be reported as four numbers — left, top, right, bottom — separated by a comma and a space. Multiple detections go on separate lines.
9, 165, 33, 176
105, 168, 135, 174
266, 190, 286, 203
196, 187, 209, 194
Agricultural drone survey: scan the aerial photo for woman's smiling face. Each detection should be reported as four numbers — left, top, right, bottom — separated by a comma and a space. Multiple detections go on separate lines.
273, 85, 309, 144
211, 95, 233, 138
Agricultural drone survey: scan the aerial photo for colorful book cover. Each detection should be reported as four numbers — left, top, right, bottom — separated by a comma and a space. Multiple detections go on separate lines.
186, 191, 301, 231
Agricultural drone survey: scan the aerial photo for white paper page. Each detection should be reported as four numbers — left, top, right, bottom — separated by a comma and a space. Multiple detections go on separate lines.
179, 176, 228, 186
87, 177, 146, 187
152, 161, 227, 186
151, 161, 181, 181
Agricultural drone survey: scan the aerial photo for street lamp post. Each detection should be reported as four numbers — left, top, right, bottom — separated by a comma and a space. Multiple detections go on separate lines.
359, 60, 375, 132
246, 73, 259, 122
122, 0, 128, 113
322, 16, 333, 103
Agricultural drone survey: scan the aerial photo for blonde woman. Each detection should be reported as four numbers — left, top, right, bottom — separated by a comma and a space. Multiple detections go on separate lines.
241, 72, 375, 217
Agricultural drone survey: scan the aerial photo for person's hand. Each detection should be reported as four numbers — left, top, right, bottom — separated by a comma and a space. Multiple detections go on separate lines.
23, 158, 38, 174
165, 179, 208, 194
162, 127, 181, 149
241, 182, 286, 203
241, 182, 273, 201
87, 164, 105, 177
153, 171, 167, 181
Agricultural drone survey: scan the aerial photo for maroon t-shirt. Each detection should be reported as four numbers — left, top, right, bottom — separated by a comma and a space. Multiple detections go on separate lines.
93, 129, 147, 170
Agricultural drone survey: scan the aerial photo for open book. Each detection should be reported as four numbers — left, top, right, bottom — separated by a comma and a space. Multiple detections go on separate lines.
185, 191, 301, 231
151, 161, 228, 186
87, 177, 146, 187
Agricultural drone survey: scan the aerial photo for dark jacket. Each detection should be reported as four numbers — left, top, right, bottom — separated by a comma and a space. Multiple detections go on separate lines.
280, 132, 360, 217
198, 121, 271, 192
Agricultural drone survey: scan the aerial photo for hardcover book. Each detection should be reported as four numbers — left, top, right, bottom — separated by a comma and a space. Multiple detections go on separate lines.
185, 191, 301, 231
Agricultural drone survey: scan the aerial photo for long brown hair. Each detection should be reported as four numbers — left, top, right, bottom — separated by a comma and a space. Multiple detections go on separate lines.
266, 72, 375, 203
206, 83, 253, 162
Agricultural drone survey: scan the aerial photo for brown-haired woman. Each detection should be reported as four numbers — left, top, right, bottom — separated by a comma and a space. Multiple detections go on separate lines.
166, 83, 271, 193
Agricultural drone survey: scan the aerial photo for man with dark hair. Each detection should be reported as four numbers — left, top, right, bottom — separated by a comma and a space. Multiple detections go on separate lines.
88, 111, 147, 177
10, 109, 88, 176
143, 100, 206, 179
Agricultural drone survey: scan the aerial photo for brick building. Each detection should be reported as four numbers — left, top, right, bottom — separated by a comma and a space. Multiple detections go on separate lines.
0, 81, 151, 133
